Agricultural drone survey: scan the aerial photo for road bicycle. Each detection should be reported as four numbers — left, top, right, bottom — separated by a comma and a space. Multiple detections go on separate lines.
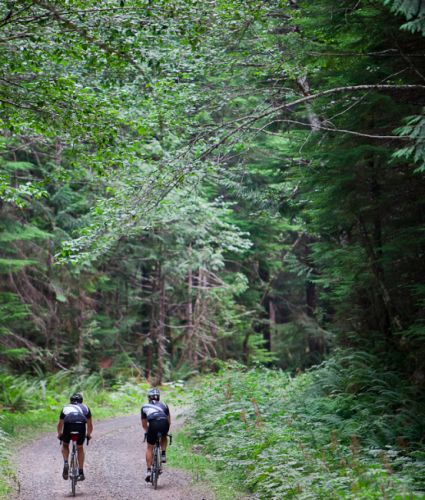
60, 432, 90, 497
144, 432, 172, 490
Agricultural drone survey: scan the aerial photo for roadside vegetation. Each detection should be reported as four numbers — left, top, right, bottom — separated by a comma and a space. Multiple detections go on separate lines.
183, 362, 425, 499
168, 431, 244, 500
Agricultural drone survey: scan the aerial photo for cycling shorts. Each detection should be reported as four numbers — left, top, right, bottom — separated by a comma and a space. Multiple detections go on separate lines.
146, 418, 169, 445
62, 422, 86, 445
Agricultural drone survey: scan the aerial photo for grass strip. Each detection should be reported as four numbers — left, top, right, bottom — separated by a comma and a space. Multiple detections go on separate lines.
168, 429, 249, 500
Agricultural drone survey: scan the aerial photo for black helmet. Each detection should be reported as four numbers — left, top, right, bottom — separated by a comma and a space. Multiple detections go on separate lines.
70, 393, 83, 404
148, 388, 160, 401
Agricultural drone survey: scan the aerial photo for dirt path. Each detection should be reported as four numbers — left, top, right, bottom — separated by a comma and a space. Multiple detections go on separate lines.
12, 411, 214, 500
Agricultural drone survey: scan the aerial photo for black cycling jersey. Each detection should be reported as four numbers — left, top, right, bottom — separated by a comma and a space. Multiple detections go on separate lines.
141, 401, 169, 422
59, 403, 92, 424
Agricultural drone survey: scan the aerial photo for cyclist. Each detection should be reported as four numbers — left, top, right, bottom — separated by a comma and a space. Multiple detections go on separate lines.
141, 388, 171, 482
57, 393, 93, 482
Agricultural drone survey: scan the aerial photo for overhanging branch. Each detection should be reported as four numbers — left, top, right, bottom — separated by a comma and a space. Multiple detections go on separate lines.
200, 84, 425, 157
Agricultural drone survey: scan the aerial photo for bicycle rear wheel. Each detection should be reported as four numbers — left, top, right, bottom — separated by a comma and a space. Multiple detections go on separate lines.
70, 445, 78, 497
151, 444, 161, 490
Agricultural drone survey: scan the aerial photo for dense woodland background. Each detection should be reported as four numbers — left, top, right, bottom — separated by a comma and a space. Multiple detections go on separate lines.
1, 0, 424, 382
1, 0, 425, 496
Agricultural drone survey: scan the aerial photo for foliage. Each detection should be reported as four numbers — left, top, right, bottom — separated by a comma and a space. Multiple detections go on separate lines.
0, 0, 423, 378
0, 7, 424, 499
393, 112, 425, 171
167, 430, 244, 500
187, 364, 425, 498
0, 419, 9, 498
383, 0, 425, 34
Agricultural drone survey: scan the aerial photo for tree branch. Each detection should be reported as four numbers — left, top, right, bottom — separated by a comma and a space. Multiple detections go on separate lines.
248, 119, 410, 140
199, 84, 425, 158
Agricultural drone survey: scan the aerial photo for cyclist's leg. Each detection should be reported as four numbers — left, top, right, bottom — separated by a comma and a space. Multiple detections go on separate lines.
61, 443, 70, 480
145, 421, 159, 481
61, 422, 71, 461
158, 420, 170, 462
77, 445, 85, 469
146, 419, 161, 468
62, 442, 70, 461
146, 443, 154, 468
160, 435, 168, 463
61, 422, 71, 479
75, 423, 86, 480
144, 443, 154, 481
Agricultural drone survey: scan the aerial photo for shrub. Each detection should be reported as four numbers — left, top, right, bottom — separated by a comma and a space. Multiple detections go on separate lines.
186, 359, 425, 498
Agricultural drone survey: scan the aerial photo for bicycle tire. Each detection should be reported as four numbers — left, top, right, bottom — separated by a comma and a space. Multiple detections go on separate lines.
151, 443, 160, 490
70, 443, 78, 497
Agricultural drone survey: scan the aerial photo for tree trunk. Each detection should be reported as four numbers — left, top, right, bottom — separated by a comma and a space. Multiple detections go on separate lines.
154, 270, 166, 385
357, 215, 402, 334
306, 280, 316, 318
75, 302, 85, 368
269, 298, 276, 353
186, 244, 195, 366
242, 331, 251, 364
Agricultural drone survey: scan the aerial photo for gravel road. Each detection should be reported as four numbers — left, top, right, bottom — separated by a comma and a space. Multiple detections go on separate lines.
12, 412, 214, 500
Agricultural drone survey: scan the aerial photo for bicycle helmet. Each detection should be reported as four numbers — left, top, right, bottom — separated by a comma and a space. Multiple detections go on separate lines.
70, 393, 83, 404
148, 388, 160, 401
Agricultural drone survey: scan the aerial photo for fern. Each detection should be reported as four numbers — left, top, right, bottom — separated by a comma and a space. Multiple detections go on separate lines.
383, 0, 425, 35
393, 114, 425, 172
187, 363, 425, 497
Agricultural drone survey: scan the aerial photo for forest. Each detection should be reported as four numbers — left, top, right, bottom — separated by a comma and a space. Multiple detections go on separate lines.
1, 0, 425, 498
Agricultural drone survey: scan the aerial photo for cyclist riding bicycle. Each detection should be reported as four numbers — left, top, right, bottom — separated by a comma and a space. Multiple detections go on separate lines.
57, 393, 93, 482
141, 388, 171, 482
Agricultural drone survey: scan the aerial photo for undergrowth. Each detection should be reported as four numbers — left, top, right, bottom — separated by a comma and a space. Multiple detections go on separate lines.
185, 354, 425, 499
168, 430, 247, 500
3, 355, 425, 499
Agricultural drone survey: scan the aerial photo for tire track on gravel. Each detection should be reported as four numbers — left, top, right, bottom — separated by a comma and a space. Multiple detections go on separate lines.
12, 411, 213, 500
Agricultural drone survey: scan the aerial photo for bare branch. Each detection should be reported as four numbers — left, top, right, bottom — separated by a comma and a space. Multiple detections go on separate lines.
248, 119, 409, 140
199, 84, 425, 157
262, 84, 425, 118
0, 97, 45, 111
306, 49, 425, 58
